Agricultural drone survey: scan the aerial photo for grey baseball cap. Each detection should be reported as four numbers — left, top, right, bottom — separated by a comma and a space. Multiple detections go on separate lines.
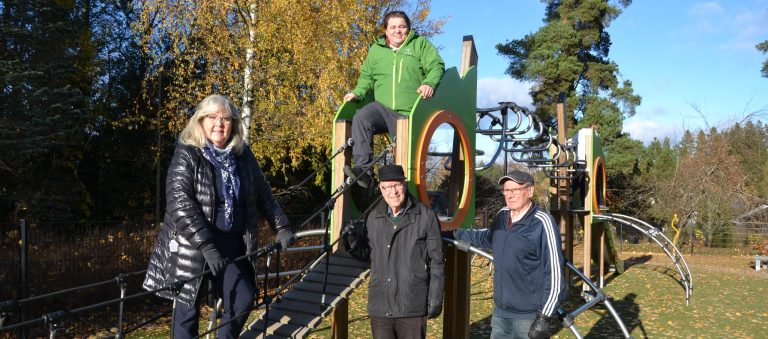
498, 170, 534, 186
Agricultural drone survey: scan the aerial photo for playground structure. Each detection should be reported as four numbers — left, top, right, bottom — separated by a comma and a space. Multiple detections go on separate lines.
0, 36, 694, 339
311, 35, 694, 337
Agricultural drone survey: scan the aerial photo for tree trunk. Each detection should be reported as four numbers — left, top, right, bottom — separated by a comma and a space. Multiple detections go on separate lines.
241, 3, 257, 144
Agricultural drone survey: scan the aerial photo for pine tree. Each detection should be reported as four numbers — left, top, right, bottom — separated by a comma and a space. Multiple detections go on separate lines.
758, 40, 768, 78
0, 0, 93, 221
497, 0, 639, 127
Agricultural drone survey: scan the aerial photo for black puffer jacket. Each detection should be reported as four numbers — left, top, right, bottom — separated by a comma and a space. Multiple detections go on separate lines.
142, 143, 288, 306
366, 193, 444, 318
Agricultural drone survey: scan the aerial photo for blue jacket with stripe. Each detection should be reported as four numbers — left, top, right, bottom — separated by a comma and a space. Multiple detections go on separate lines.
455, 203, 565, 317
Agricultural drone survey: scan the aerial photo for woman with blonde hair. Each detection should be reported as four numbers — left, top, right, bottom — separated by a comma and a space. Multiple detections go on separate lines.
143, 94, 295, 338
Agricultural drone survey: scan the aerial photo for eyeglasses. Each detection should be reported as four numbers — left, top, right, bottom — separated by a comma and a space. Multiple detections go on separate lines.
379, 182, 404, 192
204, 114, 233, 125
502, 186, 530, 195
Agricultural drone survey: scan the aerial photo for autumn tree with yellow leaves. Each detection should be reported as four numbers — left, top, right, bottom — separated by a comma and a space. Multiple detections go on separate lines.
133, 0, 443, 192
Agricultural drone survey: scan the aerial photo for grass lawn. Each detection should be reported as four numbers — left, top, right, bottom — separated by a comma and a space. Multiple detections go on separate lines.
129, 250, 768, 338
307, 250, 768, 338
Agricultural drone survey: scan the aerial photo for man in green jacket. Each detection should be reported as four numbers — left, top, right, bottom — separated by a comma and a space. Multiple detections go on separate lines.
343, 10, 445, 188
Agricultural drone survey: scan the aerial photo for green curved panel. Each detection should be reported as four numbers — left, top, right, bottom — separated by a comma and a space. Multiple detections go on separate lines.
406, 66, 477, 229
332, 66, 478, 230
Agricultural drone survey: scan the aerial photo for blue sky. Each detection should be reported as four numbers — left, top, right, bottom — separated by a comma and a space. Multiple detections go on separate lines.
427, 0, 768, 145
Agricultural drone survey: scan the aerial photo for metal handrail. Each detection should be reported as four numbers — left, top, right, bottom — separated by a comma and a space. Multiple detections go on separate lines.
441, 238, 632, 339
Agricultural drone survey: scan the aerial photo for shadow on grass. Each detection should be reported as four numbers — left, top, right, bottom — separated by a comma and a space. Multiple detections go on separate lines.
557, 285, 646, 338
599, 254, 653, 286
584, 292, 647, 339
469, 272, 494, 300
623, 254, 653, 269
631, 263, 688, 293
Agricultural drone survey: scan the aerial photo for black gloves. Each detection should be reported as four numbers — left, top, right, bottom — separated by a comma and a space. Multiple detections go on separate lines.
528, 312, 557, 339
275, 228, 296, 250
427, 300, 442, 319
455, 240, 471, 252
200, 242, 227, 276
342, 221, 371, 262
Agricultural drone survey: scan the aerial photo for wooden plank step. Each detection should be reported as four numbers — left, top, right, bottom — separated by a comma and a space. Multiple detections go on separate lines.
269, 297, 332, 317
281, 289, 345, 309
294, 281, 350, 296
312, 262, 368, 278
301, 271, 366, 287
323, 254, 370, 268
263, 307, 324, 329
242, 318, 309, 338
239, 333, 288, 339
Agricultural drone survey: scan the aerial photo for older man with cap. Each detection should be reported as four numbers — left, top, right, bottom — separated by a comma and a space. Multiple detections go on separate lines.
451, 169, 565, 339
364, 164, 444, 339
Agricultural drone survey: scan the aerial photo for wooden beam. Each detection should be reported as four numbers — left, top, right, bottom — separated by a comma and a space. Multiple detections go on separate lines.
396, 116, 409, 168
555, 97, 574, 288
330, 120, 352, 339
443, 246, 470, 338
460, 35, 478, 76
442, 36, 476, 339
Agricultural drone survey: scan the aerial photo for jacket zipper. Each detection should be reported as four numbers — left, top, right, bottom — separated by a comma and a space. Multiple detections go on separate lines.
391, 52, 397, 109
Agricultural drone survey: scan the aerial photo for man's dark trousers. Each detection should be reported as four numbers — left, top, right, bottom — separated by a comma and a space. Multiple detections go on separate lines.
351, 101, 403, 169
370, 315, 427, 339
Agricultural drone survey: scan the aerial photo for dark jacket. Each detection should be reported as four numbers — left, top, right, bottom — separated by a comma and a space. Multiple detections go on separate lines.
142, 143, 288, 306
366, 192, 444, 318
455, 203, 565, 318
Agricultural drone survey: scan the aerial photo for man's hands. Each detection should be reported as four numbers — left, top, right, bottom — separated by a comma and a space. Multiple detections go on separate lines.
455, 240, 471, 252
427, 300, 442, 319
344, 84, 433, 102
529, 312, 557, 339
416, 84, 434, 99
275, 228, 296, 250
343, 92, 357, 102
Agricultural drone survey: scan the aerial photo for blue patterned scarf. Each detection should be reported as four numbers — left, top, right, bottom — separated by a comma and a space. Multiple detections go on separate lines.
201, 142, 240, 231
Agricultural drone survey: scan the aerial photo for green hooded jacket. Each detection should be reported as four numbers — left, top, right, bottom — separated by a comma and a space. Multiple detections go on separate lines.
351, 31, 445, 114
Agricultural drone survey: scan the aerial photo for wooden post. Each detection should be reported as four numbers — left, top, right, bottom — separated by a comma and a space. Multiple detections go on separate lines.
555, 96, 573, 288
448, 134, 465, 219
460, 36, 478, 77
331, 120, 352, 339
396, 116, 409, 168
599, 223, 606, 288
442, 35, 477, 339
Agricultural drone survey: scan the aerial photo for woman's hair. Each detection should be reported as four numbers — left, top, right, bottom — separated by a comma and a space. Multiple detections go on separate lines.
178, 94, 245, 154
383, 11, 411, 30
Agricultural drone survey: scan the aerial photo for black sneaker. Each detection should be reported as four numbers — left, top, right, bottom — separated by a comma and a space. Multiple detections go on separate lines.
343, 166, 373, 188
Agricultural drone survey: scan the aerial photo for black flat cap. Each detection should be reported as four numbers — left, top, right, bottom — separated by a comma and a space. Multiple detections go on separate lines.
378, 165, 406, 181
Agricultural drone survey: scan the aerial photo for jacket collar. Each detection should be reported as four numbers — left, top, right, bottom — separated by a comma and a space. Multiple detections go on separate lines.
374, 191, 420, 218
503, 203, 540, 228
375, 30, 417, 49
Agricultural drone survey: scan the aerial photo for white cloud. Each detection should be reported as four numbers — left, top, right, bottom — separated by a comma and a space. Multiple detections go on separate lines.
683, 2, 768, 51
721, 9, 768, 50
472, 77, 535, 165
622, 116, 682, 145
476, 77, 534, 109
689, 2, 725, 16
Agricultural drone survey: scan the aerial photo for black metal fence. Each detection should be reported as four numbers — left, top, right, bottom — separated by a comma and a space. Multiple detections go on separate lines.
0, 214, 324, 338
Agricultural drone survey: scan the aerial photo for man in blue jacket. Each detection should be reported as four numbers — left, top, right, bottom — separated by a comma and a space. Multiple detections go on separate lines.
452, 170, 565, 339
